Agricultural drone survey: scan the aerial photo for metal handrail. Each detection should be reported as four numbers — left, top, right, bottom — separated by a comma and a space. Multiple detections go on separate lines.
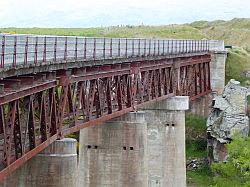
0, 34, 224, 69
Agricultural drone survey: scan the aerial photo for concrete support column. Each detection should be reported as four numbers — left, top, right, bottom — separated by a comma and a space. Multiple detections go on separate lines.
1, 138, 78, 187
210, 52, 227, 94
189, 94, 213, 117
142, 96, 189, 187
78, 112, 148, 187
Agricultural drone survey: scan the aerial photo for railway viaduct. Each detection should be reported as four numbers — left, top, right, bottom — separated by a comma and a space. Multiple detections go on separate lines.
0, 34, 226, 187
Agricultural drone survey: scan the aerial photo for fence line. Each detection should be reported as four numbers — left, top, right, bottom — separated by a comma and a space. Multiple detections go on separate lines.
0, 34, 224, 68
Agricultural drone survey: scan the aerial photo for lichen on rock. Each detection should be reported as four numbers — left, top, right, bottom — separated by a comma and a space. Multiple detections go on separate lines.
207, 79, 249, 161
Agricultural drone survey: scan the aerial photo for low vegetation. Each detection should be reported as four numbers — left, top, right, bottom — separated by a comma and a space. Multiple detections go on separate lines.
185, 114, 213, 186
212, 135, 250, 187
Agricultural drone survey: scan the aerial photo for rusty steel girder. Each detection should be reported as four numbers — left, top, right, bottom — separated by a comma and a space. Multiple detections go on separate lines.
0, 54, 211, 181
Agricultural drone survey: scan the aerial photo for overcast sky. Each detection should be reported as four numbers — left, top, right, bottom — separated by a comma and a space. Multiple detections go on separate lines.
0, 0, 250, 27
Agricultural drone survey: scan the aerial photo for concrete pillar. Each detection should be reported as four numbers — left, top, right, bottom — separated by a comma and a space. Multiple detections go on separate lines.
142, 96, 189, 187
78, 112, 148, 187
0, 138, 78, 187
189, 94, 213, 117
210, 52, 227, 94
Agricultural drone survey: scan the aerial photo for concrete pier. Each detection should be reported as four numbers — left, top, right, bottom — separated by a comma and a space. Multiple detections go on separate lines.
189, 94, 213, 117
142, 96, 189, 187
0, 138, 78, 187
78, 111, 148, 187
210, 51, 227, 94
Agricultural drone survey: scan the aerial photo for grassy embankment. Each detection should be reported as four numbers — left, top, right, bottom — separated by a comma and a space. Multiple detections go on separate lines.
1, 18, 250, 186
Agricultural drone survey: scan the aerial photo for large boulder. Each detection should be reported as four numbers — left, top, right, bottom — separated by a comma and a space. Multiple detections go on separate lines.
207, 79, 249, 161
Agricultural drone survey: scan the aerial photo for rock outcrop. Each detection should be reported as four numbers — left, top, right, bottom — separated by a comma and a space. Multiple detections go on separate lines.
207, 79, 249, 162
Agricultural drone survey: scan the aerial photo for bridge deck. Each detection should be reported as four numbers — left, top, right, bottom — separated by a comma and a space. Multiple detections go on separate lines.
0, 34, 219, 181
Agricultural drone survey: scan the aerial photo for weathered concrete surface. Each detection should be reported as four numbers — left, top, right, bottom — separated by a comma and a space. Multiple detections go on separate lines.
210, 52, 227, 94
141, 96, 189, 187
78, 112, 148, 187
207, 80, 249, 161
189, 94, 213, 117
0, 138, 78, 187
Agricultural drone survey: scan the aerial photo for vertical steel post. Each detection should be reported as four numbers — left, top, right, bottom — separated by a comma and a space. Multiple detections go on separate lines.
24, 36, 29, 66
153, 40, 156, 56
93, 38, 96, 60
118, 38, 121, 57
84, 37, 87, 60
13, 36, 17, 68
43, 36, 46, 63
163, 40, 165, 55
103, 38, 106, 59
75, 37, 78, 61
54, 37, 57, 62
158, 40, 160, 55
149, 39, 151, 56
138, 39, 140, 56
34, 36, 38, 65
64, 37, 68, 62
144, 39, 146, 56
1, 35, 5, 68
125, 38, 128, 57
132, 39, 134, 56
110, 38, 112, 58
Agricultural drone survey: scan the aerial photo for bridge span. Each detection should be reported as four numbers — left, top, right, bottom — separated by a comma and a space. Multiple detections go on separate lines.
0, 34, 226, 186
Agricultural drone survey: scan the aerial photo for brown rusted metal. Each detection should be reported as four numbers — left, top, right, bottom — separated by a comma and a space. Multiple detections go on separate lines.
0, 54, 211, 181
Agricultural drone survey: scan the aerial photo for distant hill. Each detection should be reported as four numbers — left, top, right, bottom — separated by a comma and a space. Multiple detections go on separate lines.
189, 18, 250, 52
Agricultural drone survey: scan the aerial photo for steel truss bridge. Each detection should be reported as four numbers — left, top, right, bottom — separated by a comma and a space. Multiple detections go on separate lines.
0, 34, 223, 180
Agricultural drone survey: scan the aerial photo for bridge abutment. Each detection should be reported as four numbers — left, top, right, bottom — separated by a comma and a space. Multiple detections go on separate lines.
0, 138, 78, 187
210, 51, 227, 94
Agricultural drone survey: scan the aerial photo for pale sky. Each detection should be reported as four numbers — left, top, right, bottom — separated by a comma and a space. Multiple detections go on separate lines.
0, 0, 250, 27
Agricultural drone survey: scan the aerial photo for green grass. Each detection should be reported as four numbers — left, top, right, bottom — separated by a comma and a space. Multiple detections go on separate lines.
0, 25, 206, 39
186, 114, 208, 159
225, 48, 250, 85
185, 114, 212, 186
187, 166, 213, 187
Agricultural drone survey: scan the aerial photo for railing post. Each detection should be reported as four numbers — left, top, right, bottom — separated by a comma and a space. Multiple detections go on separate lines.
13, 36, 17, 68
103, 38, 106, 59
24, 36, 29, 66
132, 39, 134, 57
149, 39, 151, 56
93, 38, 96, 60
171, 40, 174, 54
84, 37, 87, 60
64, 37, 67, 62
1, 36, 5, 68
34, 36, 38, 65
75, 37, 78, 61
118, 38, 121, 57
153, 40, 156, 56
54, 37, 57, 62
110, 38, 112, 58
43, 36, 47, 63
138, 39, 140, 56
125, 38, 128, 57
158, 40, 160, 56
162, 40, 165, 55
144, 39, 146, 56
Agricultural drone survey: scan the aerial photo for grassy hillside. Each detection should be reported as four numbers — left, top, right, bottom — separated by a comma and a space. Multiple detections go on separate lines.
190, 18, 250, 52
0, 25, 206, 39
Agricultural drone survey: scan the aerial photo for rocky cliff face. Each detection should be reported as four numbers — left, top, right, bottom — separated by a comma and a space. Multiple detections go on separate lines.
207, 79, 249, 162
